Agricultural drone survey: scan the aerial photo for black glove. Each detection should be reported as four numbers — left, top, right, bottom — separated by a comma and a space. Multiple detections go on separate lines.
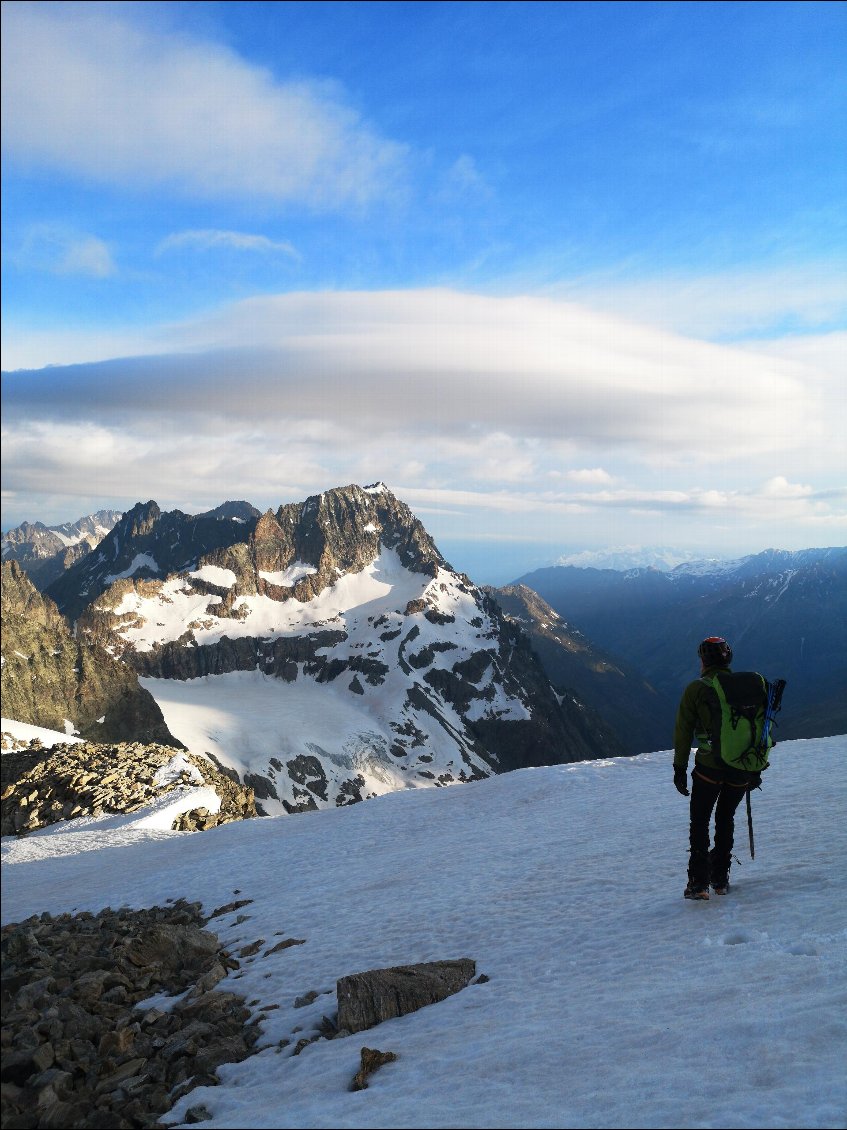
673, 767, 689, 796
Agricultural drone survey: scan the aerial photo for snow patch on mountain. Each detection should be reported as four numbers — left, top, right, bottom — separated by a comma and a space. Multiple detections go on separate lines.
1, 717, 84, 748
188, 565, 238, 588
139, 669, 482, 817
258, 562, 317, 587
104, 552, 160, 584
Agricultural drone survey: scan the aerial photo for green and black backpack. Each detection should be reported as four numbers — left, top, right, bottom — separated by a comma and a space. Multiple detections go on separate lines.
699, 671, 786, 772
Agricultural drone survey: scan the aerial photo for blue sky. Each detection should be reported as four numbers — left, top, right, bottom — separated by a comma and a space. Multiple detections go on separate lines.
2, 1, 845, 581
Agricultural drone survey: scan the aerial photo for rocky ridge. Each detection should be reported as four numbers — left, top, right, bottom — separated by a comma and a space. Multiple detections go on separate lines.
0, 741, 257, 837
46, 502, 261, 623
490, 583, 668, 755
1, 562, 178, 747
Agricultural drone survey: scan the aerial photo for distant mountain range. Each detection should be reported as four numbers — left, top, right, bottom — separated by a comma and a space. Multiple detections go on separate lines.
516, 548, 847, 742
554, 546, 725, 572
2, 509, 123, 590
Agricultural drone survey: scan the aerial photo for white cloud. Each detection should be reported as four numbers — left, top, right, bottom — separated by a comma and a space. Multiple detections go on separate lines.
761, 476, 814, 499
155, 230, 301, 259
560, 468, 614, 485
0, 289, 827, 459
2, 289, 843, 546
1, 5, 408, 209
15, 224, 115, 277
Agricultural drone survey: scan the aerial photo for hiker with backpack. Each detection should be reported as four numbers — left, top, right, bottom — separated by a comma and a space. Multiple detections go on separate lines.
673, 636, 785, 901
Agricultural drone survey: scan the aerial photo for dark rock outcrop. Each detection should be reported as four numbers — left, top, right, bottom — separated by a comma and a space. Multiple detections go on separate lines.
337, 958, 477, 1034
46, 502, 261, 622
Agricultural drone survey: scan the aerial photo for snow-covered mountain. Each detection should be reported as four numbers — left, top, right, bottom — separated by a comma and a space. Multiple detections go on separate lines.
554, 545, 724, 571
3, 727, 844, 1130
44, 500, 261, 619
45, 485, 608, 814
1, 509, 122, 590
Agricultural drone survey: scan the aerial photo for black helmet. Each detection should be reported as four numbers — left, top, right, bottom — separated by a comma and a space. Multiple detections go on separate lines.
698, 636, 732, 667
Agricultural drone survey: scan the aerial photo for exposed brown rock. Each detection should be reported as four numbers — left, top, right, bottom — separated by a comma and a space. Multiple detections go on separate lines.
1, 561, 177, 747
350, 1046, 398, 1091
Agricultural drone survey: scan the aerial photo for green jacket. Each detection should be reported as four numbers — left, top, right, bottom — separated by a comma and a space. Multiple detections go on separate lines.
673, 665, 728, 771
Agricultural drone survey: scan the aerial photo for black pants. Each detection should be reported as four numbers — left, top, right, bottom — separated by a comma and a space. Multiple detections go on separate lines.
688, 768, 749, 887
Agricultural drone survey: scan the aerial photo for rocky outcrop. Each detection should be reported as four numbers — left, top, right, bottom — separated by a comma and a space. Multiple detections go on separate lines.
337, 959, 478, 1034
0, 742, 257, 837
46, 503, 261, 622
0, 901, 261, 1129
1, 562, 178, 747
350, 1047, 398, 1091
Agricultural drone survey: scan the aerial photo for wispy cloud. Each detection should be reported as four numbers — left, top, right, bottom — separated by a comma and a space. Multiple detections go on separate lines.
1, 5, 409, 209
558, 264, 847, 340
155, 230, 301, 259
436, 155, 493, 204
14, 224, 115, 278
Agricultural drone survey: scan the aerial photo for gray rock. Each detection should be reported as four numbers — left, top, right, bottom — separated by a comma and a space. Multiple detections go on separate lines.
336, 958, 476, 1034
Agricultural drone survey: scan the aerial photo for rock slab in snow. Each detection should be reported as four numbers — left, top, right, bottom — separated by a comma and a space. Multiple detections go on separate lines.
336, 958, 476, 1034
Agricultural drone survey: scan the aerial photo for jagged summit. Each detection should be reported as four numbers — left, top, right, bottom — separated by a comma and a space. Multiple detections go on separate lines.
49, 485, 449, 622
200, 501, 262, 522
34, 484, 612, 814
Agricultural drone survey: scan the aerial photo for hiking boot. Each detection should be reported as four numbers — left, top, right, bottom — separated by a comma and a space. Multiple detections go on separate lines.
709, 850, 731, 896
683, 884, 710, 901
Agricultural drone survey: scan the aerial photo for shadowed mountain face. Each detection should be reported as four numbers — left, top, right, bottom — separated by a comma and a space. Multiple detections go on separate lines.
1, 561, 179, 746
516, 548, 847, 741
40, 484, 616, 815
489, 584, 671, 755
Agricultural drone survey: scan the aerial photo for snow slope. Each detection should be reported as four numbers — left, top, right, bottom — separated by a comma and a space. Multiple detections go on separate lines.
1, 717, 84, 749
3, 736, 845, 1130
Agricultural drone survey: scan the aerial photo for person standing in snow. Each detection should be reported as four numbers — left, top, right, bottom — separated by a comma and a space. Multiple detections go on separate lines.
673, 636, 762, 901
